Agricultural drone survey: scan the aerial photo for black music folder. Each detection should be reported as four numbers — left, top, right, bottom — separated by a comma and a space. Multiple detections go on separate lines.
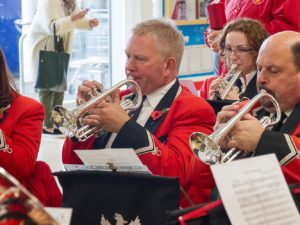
55, 171, 179, 225
206, 99, 235, 114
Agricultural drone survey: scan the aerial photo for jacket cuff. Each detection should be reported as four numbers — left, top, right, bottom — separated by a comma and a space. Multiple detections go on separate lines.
255, 130, 298, 165
113, 120, 156, 155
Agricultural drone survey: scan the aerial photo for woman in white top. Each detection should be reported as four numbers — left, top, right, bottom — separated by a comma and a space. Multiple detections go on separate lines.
25, 0, 99, 134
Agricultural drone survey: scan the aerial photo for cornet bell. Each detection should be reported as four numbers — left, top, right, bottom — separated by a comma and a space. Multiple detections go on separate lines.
52, 105, 78, 137
51, 78, 143, 142
190, 89, 282, 165
190, 132, 222, 165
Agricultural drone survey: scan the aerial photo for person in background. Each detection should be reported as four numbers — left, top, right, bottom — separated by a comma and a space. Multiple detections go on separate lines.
215, 31, 300, 184
206, 0, 300, 76
25, 0, 99, 135
0, 49, 62, 207
62, 19, 216, 208
200, 18, 269, 100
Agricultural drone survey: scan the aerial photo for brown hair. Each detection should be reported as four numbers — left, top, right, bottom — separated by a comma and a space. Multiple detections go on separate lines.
0, 49, 17, 107
132, 19, 185, 70
219, 18, 269, 58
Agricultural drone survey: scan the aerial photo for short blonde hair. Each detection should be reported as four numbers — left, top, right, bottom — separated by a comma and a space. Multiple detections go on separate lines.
132, 19, 185, 70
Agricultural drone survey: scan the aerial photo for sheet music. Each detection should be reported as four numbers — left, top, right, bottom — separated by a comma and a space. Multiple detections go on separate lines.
211, 154, 300, 225
179, 45, 212, 75
73, 148, 150, 173
45, 207, 72, 225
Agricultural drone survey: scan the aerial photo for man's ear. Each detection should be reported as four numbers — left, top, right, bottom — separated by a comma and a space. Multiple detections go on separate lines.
164, 57, 177, 77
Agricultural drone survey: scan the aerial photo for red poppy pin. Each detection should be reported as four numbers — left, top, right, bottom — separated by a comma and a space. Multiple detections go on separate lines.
150, 107, 170, 121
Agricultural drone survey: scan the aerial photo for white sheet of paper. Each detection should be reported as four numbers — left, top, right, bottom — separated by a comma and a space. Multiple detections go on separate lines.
45, 207, 72, 225
75, 148, 144, 167
179, 45, 213, 75
179, 79, 199, 96
211, 154, 300, 225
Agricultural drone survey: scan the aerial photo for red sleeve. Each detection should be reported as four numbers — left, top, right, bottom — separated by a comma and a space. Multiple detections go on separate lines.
138, 92, 216, 185
26, 161, 62, 207
255, 127, 300, 184
261, 0, 300, 34
62, 136, 96, 164
199, 77, 217, 99
0, 98, 44, 181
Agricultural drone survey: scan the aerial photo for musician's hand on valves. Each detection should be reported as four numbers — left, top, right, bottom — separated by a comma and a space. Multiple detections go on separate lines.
209, 77, 222, 99
226, 86, 240, 101
215, 104, 239, 149
215, 104, 239, 129
76, 80, 103, 106
81, 90, 130, 133
227, 114, 265, 152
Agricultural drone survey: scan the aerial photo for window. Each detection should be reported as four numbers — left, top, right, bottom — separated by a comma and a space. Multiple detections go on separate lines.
19, 0, 111, 102
66, 0, 111, 100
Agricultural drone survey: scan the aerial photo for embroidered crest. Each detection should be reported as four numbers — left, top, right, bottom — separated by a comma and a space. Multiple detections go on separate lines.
0, 130, 12, 154
253, 0, 264, 4
100, 213, 141, 225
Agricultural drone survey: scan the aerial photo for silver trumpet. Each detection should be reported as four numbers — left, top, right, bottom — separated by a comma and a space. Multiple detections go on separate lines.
52, 78, 143, 142
209, 64, 243, 100
0, 167, 59, 225
190, 89, 281, 165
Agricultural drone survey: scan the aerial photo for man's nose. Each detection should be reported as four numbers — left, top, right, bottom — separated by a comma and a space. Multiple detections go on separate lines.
126, 58, 136, 71
257, 70, 268, 85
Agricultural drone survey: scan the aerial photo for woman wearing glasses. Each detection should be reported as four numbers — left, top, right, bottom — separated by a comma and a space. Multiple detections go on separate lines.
200, 18, 269, 101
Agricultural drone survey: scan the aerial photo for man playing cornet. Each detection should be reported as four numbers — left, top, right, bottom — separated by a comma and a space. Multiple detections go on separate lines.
216, 31, 300, 183
62, 19, 216, 208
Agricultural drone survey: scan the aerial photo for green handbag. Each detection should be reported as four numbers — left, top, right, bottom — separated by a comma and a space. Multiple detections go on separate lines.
35, 23, 70, 90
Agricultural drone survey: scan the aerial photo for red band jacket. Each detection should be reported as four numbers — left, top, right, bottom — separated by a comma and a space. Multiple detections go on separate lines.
224, 0, 300, 34
204, 0, 300, 75
253, 104, 300, 184
63, 80, 216, 207
0, 92, 62, 206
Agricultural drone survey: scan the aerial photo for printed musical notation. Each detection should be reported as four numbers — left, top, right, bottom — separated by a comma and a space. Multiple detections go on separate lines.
211, 154, 300, 225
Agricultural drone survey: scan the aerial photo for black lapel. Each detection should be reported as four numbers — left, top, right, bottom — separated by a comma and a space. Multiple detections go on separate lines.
93, 132, 112, 149
144, 79, 180, 134
253, 107, 269, 119
280, 103, 300, 134
240, 74, 257, 99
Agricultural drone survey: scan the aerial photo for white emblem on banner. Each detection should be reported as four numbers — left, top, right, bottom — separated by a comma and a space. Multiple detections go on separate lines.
0, 130, 12, 154
100, 213, 141, 225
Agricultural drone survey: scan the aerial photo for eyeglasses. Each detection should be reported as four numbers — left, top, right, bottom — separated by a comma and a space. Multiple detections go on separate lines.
224, 47, 252, 56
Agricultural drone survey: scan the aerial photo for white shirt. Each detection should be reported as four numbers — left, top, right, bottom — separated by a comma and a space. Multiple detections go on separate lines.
105, 79, 177, 148
240, 70, 256, 93
268, 108, 293, 130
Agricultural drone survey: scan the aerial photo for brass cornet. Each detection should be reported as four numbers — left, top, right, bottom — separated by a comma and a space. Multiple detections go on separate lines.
0, 167, 59, 225
209, 64, 243, 100
190, 89, 281, 165
52, 78, 143, 142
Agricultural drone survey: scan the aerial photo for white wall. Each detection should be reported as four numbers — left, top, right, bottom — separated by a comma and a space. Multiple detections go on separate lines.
111, 0, 155, 84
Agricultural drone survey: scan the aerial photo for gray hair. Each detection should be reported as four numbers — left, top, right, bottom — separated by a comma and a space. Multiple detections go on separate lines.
132, 19, 185, 70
